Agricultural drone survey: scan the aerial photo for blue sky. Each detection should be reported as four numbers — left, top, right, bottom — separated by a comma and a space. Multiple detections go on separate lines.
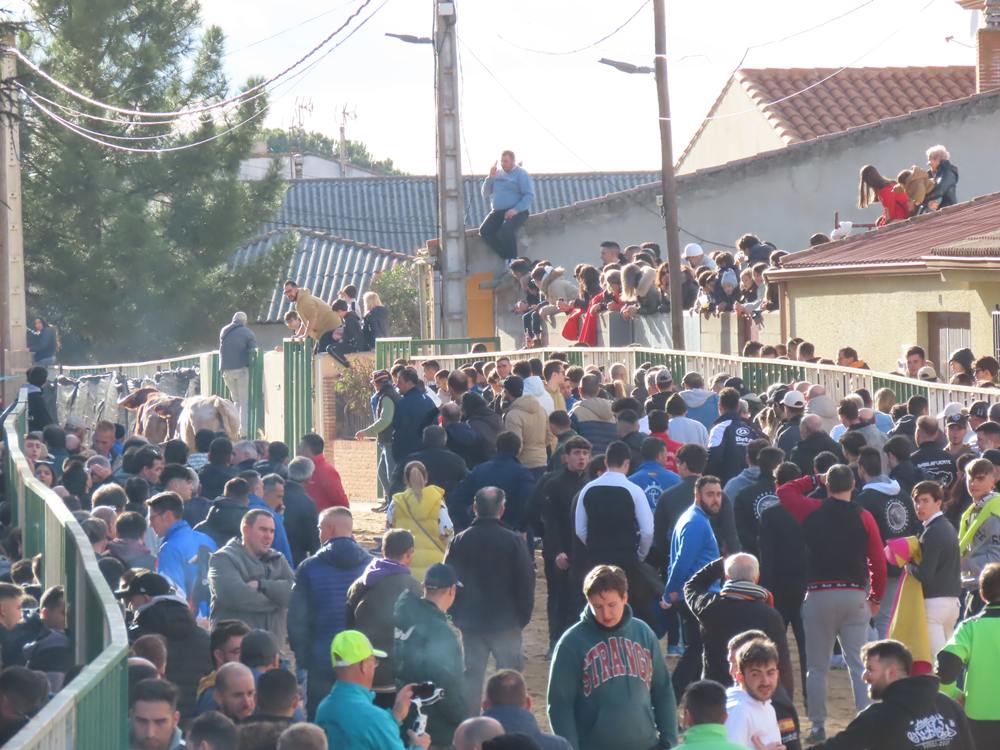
12, 0, 982, 174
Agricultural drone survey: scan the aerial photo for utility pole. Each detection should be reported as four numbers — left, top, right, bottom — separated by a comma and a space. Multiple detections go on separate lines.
0, 31, 28, 405
433, 0, 468, 340
653, 0, 685, 350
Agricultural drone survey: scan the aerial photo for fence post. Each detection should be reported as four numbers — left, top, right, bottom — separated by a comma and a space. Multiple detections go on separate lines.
375, 338, 413, 370
247, 348, 264, 439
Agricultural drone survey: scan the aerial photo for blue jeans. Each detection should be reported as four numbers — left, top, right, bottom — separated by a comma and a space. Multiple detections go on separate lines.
377, 444, 396, 499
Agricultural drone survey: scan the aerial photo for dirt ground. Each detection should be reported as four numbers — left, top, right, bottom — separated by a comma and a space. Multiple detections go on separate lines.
352, 500, 857, 739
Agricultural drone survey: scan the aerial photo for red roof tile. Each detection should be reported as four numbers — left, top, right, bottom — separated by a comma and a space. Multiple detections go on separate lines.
776, 193, 1000, 271
737, 66, 975, 144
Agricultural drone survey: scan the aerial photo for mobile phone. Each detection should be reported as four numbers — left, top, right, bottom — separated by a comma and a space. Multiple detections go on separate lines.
412, 682, 437, 699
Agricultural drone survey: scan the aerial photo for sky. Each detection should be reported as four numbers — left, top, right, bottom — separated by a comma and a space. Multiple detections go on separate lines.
11, 0, 983, 175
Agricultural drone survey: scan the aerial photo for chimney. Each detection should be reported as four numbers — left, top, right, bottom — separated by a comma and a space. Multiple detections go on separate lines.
978, 0, 1000, 92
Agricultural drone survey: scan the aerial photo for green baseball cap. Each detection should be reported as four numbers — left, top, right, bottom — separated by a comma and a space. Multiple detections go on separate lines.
330, 630, 387, 668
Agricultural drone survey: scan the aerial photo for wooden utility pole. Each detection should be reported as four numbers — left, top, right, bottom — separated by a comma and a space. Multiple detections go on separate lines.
653, 0, 685, 350
433, 0, 468, 340
0, 32, 28, 405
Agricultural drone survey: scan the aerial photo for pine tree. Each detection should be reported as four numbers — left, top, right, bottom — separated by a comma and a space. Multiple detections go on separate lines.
19, 0, 289, 362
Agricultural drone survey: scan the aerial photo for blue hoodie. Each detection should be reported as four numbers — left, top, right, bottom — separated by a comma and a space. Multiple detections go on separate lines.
628, 461, 681, 510
665, 505, 720, 598
156, 520, 217, 616
680, 389, 720, 431
289, 537, 373, 677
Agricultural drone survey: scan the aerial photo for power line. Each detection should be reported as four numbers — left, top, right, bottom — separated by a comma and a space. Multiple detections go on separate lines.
496, 0, 651, 56
224, 0, 361, 56
5, 0, 375, 120
657, 0, 937, 122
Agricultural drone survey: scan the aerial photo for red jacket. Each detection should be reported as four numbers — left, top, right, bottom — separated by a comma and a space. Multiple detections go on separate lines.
878, 184, 910, 224
304, 453, 349, 510
777, 475, 822, 523
650, 431, 681, 472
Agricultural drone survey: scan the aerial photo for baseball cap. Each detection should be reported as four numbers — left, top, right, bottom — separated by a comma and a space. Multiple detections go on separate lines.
945, 412, 968, 427
330, 630, 387, 668
371, 369, 391, 384
503, 375, 524, 398
970, 401, 990, 420
781, 390, 806, 409
723, 377, 747, 395
424, 563, 462, 590
937, 402, 964, 420
240, 629, 279, 668
683, 243, 704, 258
982, 449, 1000, 466
114, 572, 172, 599
917, 365, 937, 381
655, 369, 673, 385
766, 383, 789, 406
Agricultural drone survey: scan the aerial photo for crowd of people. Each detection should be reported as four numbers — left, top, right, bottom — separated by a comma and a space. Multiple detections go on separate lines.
3, 333, 1000, 749
858, 144, 960, 227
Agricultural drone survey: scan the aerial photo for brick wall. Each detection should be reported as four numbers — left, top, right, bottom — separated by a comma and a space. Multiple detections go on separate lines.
330, 439, 378, 503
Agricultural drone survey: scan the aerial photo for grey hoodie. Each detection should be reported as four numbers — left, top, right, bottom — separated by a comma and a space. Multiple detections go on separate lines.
805, 394, 839, 434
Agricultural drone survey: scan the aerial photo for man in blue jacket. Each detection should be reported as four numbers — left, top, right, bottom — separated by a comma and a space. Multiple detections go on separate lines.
289, 507, 372, 720
448, 432, 536, 532
628, 437, 681, 510
706, 387, 764, 486
148, 491, 217, 616
663, 475, 723, 701
241, 470, 293, 566
391, 368, 439, 466
479, 150, 534, 260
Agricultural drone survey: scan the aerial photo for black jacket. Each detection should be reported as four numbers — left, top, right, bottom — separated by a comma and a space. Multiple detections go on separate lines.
706, 411, 765, 486
911, 443, 956, 489
338, 310, 365, 352
854, 480, 922, 576
890, 459, 923, 494
907, 515, 962, 599
392, 446, 468, 497
648, 476, 741, 573
445, 517, 535, 633
759, 503, 808, 623
733, 477, 780, 559
789, 431, 843, 476
282, 479, 320, 567
27, 389, 55, 433
194, 497, 250, 547
536, 468, 587, 562
198, 463, 237, 500
888, 414, 918, 441
926, 160, 959, 208
683, 557, 794, 699
445, 422, 489, 470
130, 595, 211, 719
812, 675, 971, 750
775, 415, 803, 457
362, 306, 389, 350
621, 430, 647, 470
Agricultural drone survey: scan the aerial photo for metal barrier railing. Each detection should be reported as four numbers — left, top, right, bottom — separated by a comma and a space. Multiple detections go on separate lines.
376, 336, 501, 370
374, 341, 1000, 414
2, 389, 129, 749
283, 340, 314, 449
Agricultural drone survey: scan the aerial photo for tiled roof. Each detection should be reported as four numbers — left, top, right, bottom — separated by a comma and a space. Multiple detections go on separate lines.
736, 66, 976, 144
266, 171, 661, 253
775, 192, 1000, 272
232, 229, 410, 323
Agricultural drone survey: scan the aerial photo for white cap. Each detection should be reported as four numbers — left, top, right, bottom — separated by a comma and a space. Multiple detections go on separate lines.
781, 390, 806, 408
683, 243, 704, 258
917, 365, 937, 381
937, 401, 964, 420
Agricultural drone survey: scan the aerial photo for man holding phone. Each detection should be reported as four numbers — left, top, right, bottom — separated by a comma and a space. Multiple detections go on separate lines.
479, 150, 534, 261
315, 630, 431, 750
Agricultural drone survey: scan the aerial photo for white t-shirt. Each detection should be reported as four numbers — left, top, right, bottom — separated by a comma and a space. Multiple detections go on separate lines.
725, 686, 781, 748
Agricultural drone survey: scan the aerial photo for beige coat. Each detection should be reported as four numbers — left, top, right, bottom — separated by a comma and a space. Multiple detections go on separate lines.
294, 287, 338, 340
503, 394, 548, 469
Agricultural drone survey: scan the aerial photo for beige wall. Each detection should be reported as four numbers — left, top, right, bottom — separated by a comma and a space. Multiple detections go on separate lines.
786, 271, 1000, 371
677, 83, 786, 174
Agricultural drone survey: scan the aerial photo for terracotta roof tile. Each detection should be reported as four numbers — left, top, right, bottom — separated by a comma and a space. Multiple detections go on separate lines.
735, 66, 975, 144
778, 193, 1000, 269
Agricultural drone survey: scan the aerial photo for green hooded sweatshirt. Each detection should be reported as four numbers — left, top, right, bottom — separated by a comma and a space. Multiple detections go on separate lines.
547, 604, 677, 750
393, 590, 468, 747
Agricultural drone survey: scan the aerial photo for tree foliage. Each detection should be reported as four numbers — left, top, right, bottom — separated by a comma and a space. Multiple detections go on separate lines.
20, 0, 289, 362
260, 127, 404, 175
371, 263, 421, 338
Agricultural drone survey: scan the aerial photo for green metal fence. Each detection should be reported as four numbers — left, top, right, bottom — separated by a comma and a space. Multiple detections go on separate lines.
211, 349, 266, 438
283, 340, 314, 449
2, 390, 129, 749
375, 337, 501, 370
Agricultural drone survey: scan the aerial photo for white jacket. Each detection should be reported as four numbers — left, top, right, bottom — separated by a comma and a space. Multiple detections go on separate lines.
724, 686, 781, 748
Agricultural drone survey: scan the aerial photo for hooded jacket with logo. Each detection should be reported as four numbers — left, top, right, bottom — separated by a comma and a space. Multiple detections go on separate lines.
854, 477, 922, 576
811, 675, 972, 750
707, 410, 765, 486
547, 604, 677, 750
733, 477, 781, 559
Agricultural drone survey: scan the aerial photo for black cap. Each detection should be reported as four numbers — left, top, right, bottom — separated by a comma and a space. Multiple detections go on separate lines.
239, 629, 279, 668
970, 401, 990, 420
503, 375, 524, 398
946, 412, 968, 427
724, 376, 747, 395
424, 563, 462, 590
371, 369, 391, 384
114, 572, 172, 599
983, 449, 1000, 466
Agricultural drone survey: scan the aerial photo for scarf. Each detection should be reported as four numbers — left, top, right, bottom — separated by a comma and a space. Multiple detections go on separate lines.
720, 580, 774, 608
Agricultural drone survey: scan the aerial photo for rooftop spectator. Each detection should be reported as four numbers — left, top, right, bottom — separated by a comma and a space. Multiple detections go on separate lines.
479, 151, 533, 260
923, 144, 959, 210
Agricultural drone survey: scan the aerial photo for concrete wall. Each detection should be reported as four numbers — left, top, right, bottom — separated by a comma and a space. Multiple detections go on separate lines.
464, 91, 1000, 348
677, 82, 786, 174
786, 270, 1000, 371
